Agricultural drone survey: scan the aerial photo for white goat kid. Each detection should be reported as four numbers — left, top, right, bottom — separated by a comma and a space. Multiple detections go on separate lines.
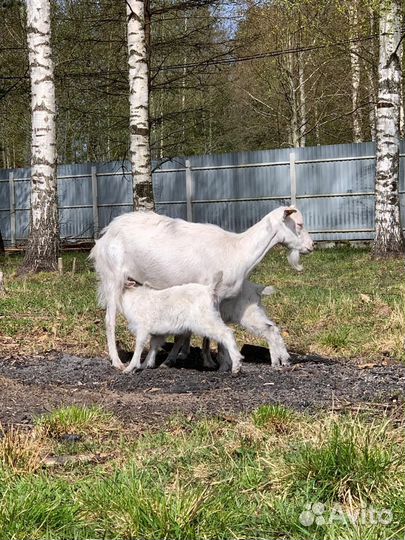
120, 273, 243, 374
90, 205, 313, 370
169, 281, 281, 370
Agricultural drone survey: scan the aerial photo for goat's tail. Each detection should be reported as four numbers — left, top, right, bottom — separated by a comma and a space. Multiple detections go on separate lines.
89, 237, 126, 312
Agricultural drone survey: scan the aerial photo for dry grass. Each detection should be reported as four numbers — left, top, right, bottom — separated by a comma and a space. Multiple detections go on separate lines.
0, 424, 49, 475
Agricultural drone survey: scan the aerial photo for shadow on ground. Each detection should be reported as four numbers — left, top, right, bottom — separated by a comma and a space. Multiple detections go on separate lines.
0, 345, 403, 427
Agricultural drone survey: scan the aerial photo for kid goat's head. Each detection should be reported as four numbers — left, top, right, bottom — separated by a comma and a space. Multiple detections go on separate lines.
272, 206, 314, 271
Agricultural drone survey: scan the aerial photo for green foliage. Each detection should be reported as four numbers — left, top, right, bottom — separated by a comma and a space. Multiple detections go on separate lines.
0, 475, 85, 540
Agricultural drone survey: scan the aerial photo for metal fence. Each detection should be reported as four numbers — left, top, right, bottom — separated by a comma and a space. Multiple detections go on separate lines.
1, 141, 405, 246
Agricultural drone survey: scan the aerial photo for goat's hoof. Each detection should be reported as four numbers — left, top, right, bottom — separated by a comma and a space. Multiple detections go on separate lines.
159, 362, 170, 369
112, 361, 126, 371
270, 354, 291, 368
161, 359, 177, 368
218, 363, 231, 372
231, 368, 242, 377
123, 365, 141, 374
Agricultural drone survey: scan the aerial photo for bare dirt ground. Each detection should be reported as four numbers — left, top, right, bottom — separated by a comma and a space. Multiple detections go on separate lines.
0, 345, 404, 428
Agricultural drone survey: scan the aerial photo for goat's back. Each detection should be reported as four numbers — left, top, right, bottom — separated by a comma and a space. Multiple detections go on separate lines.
121, 282, 218, 336
90, 211, 240, 297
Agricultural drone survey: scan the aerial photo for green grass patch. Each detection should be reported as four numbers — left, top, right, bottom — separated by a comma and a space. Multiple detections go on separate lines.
35, 405, 115, 438
286, 419, 397, 502
0, 246, 404, 360
0, 406, 403, 539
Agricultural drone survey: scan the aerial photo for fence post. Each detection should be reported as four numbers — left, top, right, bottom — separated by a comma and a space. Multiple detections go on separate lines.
9, 171, 16, 247
289, 151, 297, 206
91, 165, 99, 239
185, 159, 194, 222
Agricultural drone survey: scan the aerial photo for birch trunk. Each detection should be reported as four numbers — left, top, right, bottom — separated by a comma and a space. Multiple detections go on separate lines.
349, 0, 362, 142
127, 0, 154, 211
19, 0, 59, 274
286, 37, 299, 148
366, 65, 377, 141
182, 13, 188, 146
373, 0, 405, 257
298, 52, 306, 147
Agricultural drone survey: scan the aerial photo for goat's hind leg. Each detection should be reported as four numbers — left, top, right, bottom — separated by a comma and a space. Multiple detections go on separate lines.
201, 337, 218, 369
161, 333, 191, 368
106, 303, 125, 370
196, 321, 242, 375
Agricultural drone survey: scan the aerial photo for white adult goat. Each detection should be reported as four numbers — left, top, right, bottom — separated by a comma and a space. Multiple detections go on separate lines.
90, 205, 313, 370
120, 273, 243, 374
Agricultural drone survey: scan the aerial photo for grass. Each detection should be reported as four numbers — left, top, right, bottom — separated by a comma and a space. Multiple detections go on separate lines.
0, 406, 403, 539
35, 405, 115, 438
0, 246, 404, 361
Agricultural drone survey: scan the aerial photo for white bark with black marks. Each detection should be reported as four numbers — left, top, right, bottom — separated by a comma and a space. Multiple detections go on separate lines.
127, 0, 154, 211
374, 0, 405, 257
349, 0, 362, 143
298, 51, 306, 147
20, 0, 59, 274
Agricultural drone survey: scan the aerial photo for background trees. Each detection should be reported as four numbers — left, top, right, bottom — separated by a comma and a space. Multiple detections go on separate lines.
0, 0, 403, 260
1, 0, 399, 165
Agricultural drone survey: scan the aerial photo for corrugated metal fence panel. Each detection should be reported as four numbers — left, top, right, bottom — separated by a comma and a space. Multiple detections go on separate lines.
0, 169, 11, 242
95, 160, 133, 232
293, 143, 376, 241
58, 163, 93, 240
13, 168, 31, 242
1, 141, 405, 245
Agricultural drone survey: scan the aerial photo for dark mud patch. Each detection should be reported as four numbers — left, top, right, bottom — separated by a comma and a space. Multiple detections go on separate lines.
0, 345, 404, 428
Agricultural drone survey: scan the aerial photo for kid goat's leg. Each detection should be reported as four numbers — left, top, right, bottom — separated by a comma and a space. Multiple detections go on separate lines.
142, 335, 166, 369
196, 320, 242, 375
123, 331, 149, 373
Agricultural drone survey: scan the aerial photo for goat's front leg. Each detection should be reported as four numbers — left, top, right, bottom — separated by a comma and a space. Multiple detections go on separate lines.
123, 331, 149, 373
106, 303, 125, 370
239, 306, 290, 367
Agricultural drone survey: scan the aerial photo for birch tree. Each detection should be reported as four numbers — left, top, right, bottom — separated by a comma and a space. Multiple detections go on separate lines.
348, 0, 362, 142
19, 0, 59, 274
127, 0, 154, 211
373, 0, 405, 258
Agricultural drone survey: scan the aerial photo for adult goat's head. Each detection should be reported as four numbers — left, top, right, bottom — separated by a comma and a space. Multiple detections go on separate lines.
272, 206, 314, 271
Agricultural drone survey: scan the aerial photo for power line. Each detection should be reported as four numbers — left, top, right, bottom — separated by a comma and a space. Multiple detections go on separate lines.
0, 31, 383, 82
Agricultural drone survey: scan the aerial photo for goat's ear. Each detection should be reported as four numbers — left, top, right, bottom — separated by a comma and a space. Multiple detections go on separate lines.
283, 206, 297, 220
